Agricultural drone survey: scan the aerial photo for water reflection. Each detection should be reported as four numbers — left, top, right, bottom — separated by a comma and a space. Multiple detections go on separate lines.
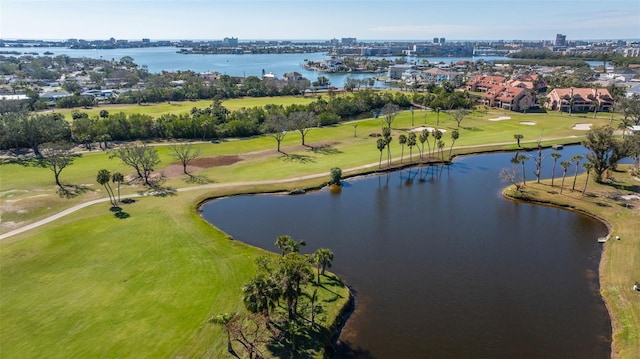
201, 147, 611, 358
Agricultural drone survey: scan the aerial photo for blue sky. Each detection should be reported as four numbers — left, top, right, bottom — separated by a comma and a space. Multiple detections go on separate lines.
1, 0, 639, 41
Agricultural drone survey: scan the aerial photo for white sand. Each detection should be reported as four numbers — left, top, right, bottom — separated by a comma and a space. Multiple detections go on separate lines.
520, 121, 536, 126
572, 123, 592, 130
488, 116, 511, 121
621, 195, 640, 201
410, 126, 447, 133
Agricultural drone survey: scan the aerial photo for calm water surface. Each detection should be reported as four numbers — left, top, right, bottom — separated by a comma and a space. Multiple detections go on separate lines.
6, 46, 507, 86
201, 146, 611, 359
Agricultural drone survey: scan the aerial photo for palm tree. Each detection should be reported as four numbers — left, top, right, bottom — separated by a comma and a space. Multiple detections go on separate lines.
407, 132, 417, 161
419, 129, 430, 159
96, 169, 116, 207
398, 134, 407, 163
514, 134, 524, 147
376, 138, 386, 168
383, 127, 392, 166
571, 155, 583, 191
275, 235, 293, 256
437, 140, 445, 161
582, 162, 594, 195
550, 152, 561, 187
517, 154, 528, 187
313, 248, 334, 284
433, 129, 443, 157
560, 161, 571, 194
242, 275, 280, 319
111, 172, 124, 203
449, 129, 459, 159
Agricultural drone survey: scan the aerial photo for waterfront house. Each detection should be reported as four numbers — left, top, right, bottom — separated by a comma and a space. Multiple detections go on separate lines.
388, 65, 413, 80
422, 68, 463, 84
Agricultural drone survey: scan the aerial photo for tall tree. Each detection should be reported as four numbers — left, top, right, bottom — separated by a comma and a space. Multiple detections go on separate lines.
398, 134, 407, 163
419, 128, 429, 159
312, 248, 334, 284
582, 162, 594, 195
514, 134, 524, 148
570, 155, 583, 191
40, 142, 78, 191
560, 161, 571, 194
97, 169, 117, 207
277, 253, 313, 320
109, 143, 160, 186
289, 111, 316, 146
376, 138, 386, 168
516, 154, 528, 187
582, 125, 629, 182
262, 114, 290, 152
242, 274, 280, 319
407, 132, 417, 161
433, 129, 443, 157
382, 127, 393, 166
549, 152, 562, 187
449, 129, 459, 159
111, 172, 124, 203
381, 103, 400, 129
170, 142, 202, 175
451, 108, 468, 127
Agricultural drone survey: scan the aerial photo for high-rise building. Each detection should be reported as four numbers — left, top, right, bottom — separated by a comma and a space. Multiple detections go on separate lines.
439, 37, 446, 44
555, 34, 566, 47
223, 37, 238, 47
433, 37, 439, 44
341, 37, 357, 46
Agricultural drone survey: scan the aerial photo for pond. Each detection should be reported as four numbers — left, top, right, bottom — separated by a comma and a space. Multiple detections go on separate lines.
201, 146, 611, 358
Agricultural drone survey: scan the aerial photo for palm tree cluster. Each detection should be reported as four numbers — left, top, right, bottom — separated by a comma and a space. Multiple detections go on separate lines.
233, 236, 335, 356
242, 236, 335, 322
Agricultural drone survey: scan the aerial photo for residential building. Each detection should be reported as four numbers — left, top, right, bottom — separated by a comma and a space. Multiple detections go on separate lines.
387, 65, 413, 80
422, 68, 463, 84
546, 88, 614, 113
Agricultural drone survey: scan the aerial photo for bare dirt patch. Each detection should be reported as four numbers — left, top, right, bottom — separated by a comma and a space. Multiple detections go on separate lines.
159, 141, 339, 178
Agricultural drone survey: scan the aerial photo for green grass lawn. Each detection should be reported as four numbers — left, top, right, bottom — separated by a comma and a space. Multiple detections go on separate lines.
47, 96, 317, 118
0, 187, 350, 358
1, 104, 635, 358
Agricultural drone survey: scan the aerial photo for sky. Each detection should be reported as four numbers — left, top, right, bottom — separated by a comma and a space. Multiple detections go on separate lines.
1, 0, 639, 41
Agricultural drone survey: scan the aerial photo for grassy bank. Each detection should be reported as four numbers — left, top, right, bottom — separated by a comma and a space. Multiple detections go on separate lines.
503, 168, 640, 358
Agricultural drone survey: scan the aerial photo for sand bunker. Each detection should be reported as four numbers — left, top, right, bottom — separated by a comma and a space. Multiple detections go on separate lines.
488, 116, 511, 121
621, 195, 640, 201
572, 123, 592, 130
410, 126, 447, 133
520, 121, 536, 126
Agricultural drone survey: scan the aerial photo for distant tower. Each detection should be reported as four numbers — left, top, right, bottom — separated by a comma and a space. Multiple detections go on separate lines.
555, 34, 566, 47
439, 37, 446, 44
433, 37, 439, 44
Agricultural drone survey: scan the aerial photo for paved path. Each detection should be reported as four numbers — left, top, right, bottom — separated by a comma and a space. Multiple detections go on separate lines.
0, 137, 580, 241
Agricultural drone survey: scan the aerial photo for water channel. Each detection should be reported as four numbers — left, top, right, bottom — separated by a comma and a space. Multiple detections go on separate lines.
201, 146, 611, 358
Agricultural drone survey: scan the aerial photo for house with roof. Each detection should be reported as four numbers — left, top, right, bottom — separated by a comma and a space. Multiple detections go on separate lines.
283, 72, 305, 82
545, 87, 614, 113
422, 68, 463, 84
466, 75, 506, 92
496, 87, 535, 111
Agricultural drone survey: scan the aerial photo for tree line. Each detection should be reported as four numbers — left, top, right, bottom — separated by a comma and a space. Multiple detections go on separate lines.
0, 89, 472, 153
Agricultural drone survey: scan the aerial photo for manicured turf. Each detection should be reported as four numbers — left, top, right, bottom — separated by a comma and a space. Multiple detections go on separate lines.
0, 187, 350, 358
48, 96, 316, 118
1, 103, 635, 358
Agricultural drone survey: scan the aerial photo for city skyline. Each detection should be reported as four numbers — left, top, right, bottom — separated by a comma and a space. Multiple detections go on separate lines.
1, 0, 639, 42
